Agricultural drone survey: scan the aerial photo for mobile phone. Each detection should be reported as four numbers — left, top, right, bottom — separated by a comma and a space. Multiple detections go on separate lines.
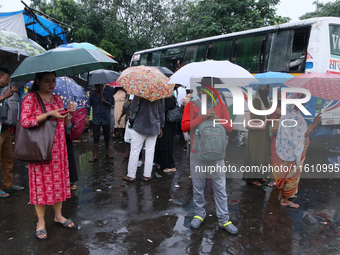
60, 110, 70, 115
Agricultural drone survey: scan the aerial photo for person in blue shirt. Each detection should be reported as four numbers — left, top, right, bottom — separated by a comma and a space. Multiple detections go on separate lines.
88, 84, 112, 162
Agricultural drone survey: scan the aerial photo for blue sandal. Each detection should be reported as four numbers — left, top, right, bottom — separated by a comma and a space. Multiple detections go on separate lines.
0, 190, 9, 198
9, 185, 24, 191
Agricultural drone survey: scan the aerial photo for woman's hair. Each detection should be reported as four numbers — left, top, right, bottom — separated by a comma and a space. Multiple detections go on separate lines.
31, 72, 56, 92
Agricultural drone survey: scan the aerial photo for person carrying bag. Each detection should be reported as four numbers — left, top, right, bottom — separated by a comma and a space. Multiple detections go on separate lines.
19, 72, 77, 240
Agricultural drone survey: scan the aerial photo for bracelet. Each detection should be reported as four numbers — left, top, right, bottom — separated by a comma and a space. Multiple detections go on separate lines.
67, 113, 72, 119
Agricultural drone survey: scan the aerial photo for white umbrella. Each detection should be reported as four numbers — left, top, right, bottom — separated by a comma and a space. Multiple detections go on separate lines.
168, 60, 257, 88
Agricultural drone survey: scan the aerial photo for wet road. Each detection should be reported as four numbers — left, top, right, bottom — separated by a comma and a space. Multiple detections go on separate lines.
1, 132, 340, 255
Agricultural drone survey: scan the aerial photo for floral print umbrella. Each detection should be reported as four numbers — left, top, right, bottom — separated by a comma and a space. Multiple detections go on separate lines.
117, 65, 174, 101
0, 30, 46, 56
23, 77, 89, 110
283, 72, 340, 101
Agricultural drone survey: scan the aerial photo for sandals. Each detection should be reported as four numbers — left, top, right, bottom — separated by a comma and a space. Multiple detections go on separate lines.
163, 168, 176, 173
35, 228, 48, 240
55, 219, 76, 229
280, 202, 299, 208
8, 185, 25, 191
88, 157, 98, 162
143, 177, 153, 182
0, 190, 9, 198
70, 183, 77, 190
123, 176, 135, 183
105, 154, 114, 158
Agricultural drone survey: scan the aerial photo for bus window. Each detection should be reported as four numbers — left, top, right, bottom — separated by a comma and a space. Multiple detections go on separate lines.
196, 44, 206, 62
165, 46, 185, 72
152, 51, 161, 66
233, 34, 265, 72
183, 45, 198, 65
140, 53, 152, 66
289, 28, 310, 72
210, 40, 233, 60
160, 50, 167, 66
265, 30, 294, 72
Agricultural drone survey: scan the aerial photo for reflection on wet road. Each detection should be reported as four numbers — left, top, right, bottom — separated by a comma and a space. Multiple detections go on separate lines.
1, 134, 340, 254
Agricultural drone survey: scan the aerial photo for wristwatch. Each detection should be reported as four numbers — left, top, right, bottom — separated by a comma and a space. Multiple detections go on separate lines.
46, 112, 52, 120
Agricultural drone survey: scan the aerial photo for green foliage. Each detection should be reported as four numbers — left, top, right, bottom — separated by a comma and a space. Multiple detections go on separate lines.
30, 0, 289, 66
300, 0, 340, 19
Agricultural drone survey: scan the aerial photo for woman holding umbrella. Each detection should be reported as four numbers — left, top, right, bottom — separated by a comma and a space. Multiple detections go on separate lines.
21, 72, 77, 240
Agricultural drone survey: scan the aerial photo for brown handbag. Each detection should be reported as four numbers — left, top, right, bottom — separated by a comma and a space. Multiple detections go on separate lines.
13, 92, 58, 163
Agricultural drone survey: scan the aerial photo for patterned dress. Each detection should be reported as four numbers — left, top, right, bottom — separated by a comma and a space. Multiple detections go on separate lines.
21, 92, 70, 205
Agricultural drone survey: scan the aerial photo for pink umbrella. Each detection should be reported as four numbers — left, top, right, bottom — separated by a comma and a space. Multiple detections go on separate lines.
284, 72, 340, 101
107, 81, 123, 87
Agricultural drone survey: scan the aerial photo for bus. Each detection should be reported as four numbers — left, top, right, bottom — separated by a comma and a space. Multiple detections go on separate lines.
130, 17, 340, 138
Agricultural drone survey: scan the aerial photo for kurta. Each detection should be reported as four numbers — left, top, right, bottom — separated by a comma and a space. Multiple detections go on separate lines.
21, 92, 70, 205
243, 98, 270, 181
114, 90, 126, 128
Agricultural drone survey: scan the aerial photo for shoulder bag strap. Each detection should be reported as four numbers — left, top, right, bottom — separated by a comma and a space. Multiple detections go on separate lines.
34, 92, 47, 114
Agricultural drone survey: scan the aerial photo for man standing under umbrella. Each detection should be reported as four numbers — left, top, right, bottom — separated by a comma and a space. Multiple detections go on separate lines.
88, 84, 113, 162
123, 96, 165, 182
0, 68, 24, 198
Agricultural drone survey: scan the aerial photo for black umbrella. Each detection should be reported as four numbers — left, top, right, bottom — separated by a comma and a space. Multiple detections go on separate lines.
88, 69, 120, 85
147, 66, 173, 78
0, 46, 30, 73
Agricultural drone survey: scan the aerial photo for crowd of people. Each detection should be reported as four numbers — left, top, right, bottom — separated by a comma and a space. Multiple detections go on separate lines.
0, 65, 323, 240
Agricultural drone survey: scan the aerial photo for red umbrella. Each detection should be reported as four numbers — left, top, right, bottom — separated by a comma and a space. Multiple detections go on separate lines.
284, 72, 340, 101
107, 81, 123, 87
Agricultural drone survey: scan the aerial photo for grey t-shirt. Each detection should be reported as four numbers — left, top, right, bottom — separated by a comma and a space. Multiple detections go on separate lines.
130, 96, 165, 136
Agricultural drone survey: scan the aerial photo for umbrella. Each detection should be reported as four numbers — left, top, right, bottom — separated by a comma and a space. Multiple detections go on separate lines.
117, 65, 174, 101
0, 46, 30, 73
88, 69, 120, 85
253, 72, 295, 86
283, 72, 340, 101
23, 77, 89, 110
0, 30, 46, 56
59, 42, 114, 58
11, 47, 117, 83
252, 71, 295, 98
147, 66, 173, 78
168, 60, 257, 88
107, 81, 123, 87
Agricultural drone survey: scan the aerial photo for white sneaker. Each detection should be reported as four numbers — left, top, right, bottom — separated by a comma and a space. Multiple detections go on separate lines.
137, 161, 144, 168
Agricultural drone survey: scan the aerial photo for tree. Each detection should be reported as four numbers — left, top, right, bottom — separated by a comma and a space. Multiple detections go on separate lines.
299, 0, 340, 19
180, 0, 290, 41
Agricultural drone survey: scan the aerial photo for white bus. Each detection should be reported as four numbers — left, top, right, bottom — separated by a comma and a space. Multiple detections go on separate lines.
131, 17, 340, 138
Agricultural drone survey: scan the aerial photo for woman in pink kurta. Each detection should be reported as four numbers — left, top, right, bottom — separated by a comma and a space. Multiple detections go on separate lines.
21, 72, 76, 240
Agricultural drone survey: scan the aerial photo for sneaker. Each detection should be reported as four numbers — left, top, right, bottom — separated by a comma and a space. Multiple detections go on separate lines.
190, 215, 204, 229
137, 161, 144, 168
218, 221, 238, 234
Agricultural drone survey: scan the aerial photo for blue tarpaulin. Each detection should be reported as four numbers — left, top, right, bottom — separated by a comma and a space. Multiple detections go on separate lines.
0, 10, 67, 44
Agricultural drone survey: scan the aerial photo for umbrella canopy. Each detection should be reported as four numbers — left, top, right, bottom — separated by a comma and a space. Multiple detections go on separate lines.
253, 72, 295, 85
107, 81, 123, 87
88, 69, 120, 85
147, 66, 173, 78
59, 42, 114, 58
23, 76, 89, 110
283, 72, 340, 101
0, 46, 30, 73
0, 30, 46, 56
11, 47, 117, 83
117, 65, 174, 101
168, 60, 257, 87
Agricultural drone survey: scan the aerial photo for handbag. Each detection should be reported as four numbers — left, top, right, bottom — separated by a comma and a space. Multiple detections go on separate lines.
245, 112, 266, 131
13, 92, 58, 163
166, 102, 183, 123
